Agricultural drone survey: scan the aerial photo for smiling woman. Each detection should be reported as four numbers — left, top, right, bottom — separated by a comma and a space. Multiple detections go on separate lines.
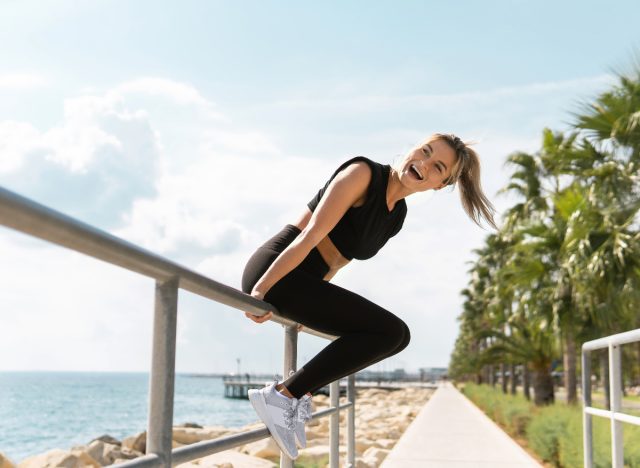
239, 133, 497, 459
393, 133, 498, 230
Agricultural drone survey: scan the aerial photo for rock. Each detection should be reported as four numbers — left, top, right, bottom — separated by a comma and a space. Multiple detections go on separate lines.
85, 440, 140, 465
175, 448, 276, 467
240, 437, 280, 458
304, 427, 327, 441
178, 422, 203, 428
17, 448, 100, 468
355, 438, 376, 454
374, 438, 396, 450
297, 445, 346, 462
355, 458, 376, 468
172, 426, 232, 445
309, 437, 330, 448
122, 431, 146, 453
361, 447, 390, 466
85, 441, 110, 465
0, 453, 15, 468
90, 434, 121, 446
315, 418, 330, 433
360, 409, 383, 422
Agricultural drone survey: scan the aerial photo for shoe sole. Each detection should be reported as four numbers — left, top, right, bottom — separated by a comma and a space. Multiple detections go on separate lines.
295, 428, 306, 449
248, 388, 298, 459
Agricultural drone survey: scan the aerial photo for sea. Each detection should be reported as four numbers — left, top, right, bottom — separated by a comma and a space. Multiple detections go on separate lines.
0, 371, 265, 463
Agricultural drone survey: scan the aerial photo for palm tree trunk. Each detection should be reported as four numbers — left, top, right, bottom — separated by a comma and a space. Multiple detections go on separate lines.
510, 363, 517, 395
564, 329, 577, 404
489, 364, 496, 387
523, 364, 531, 401
501, 362, 508, 394
532, 363, 555, 406
600, 352, 611, 409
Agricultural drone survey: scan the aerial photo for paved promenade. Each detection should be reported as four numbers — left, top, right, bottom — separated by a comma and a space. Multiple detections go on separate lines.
381, 383, 542, 467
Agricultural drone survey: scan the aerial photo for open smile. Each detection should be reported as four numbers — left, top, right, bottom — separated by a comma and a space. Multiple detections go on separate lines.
409, 164, 424, 181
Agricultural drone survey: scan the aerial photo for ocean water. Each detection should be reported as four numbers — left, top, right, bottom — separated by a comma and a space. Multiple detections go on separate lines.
0, 372, 263, 463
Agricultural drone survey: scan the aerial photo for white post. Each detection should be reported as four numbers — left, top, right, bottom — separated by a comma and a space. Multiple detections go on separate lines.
280, 325, 298, 468
330, 380, 340, 468
347, 374, 356, 467
582, 349, 593, 468
147, 277, 179, 468
609, 344, 624, 468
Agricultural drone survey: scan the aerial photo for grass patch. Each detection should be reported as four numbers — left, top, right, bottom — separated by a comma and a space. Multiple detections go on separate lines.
461, 383, 640, 467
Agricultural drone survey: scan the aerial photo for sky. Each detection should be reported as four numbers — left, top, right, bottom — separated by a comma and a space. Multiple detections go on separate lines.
1, 0, 639, 375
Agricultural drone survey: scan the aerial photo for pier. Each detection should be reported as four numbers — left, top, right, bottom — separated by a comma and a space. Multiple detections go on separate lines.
222, 375, 271, 399
222, 373, 437, 399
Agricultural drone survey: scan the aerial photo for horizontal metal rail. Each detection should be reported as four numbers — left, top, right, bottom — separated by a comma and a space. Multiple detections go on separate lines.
582, 328, 640, 468
0, 186, 357, 468
0, 186, 334, 341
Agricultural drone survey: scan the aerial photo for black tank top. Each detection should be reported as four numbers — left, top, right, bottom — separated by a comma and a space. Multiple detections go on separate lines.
307, 156, 407, 260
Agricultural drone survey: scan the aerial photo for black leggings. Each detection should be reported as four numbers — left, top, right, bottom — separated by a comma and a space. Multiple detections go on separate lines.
241, 224, 411, 399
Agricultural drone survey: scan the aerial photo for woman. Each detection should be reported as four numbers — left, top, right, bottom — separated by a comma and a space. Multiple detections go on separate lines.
241, 133, 497, 459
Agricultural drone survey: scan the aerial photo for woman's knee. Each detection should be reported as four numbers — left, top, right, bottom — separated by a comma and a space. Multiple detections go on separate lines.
379, 315, 411, 354
395, 320, 411, 353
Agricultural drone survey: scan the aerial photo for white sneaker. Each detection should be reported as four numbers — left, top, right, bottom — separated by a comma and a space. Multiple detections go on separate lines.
248, 380, 299, 459
294, 394, 313, 448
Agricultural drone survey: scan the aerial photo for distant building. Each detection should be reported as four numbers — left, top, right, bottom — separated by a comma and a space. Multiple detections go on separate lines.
419, 367, 448, 382
356, 369, 406, 382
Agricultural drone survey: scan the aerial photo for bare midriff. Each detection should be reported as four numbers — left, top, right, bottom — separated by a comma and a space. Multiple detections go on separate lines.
292, 207, 351, 280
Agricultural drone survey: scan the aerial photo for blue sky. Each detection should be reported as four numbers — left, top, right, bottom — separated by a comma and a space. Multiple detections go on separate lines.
1, 0, 639, 374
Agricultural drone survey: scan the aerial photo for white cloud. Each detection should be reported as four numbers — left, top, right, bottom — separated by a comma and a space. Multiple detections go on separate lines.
0, 73, 47, 89
267, 74, 614, 112
109, 77, 226, 121
0, 231, 155, 371
0, 121, 41, 173
0, 74, 574, 373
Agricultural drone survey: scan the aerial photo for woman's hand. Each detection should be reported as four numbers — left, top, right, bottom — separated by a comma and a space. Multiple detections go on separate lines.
245, 290, 273, 324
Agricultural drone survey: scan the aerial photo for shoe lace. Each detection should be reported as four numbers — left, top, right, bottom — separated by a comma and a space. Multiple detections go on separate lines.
283, 398, 299, 431
296, 398, 312, 423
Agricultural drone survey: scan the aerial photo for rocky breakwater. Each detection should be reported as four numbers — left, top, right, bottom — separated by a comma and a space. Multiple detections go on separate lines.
0, 386, 432, 468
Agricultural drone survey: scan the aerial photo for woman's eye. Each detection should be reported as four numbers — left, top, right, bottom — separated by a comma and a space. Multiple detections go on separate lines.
422, 147, 430, 157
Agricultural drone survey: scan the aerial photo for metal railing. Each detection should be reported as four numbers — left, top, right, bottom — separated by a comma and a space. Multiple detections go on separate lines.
582, 328, 640, 468
0, 186, 358, 468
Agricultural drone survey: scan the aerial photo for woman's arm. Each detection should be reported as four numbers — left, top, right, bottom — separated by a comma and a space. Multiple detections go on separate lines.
251, 161, 372, 299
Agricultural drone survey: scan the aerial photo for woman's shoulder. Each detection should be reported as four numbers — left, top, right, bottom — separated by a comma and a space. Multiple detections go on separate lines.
332, 156, 384, 181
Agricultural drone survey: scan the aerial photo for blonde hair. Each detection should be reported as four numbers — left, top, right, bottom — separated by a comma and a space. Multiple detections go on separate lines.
414, 133, 498, 230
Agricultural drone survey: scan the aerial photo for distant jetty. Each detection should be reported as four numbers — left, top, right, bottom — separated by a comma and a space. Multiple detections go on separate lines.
222, 374, 275, 398
218, 373, 438, 399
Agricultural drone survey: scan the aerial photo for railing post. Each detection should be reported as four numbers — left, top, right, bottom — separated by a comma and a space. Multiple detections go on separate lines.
347, 374, 356, 468
609, 344, 624, 468
146, 277, 179, 468
280, 325, 298, 468
582, 348, 593, 468
330, 380, 340, 468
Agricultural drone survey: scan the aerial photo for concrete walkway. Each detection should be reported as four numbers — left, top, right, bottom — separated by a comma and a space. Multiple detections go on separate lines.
381, 383, 542, 467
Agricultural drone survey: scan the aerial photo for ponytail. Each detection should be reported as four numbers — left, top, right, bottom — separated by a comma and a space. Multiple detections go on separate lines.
430, 133, 498, 230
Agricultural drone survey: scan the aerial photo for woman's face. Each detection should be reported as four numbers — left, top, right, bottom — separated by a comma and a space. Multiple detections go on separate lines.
398, 139, 457, 192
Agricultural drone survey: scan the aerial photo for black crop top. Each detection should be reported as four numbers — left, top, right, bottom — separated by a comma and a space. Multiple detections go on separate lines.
307, 156, 407, 260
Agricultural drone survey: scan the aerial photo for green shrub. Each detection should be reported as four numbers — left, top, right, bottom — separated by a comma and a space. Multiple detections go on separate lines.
556, 413, 613, 468
624, 422, 640, 468
502, 398, 534, 436
526, 405, 572, 465
462, 383, 640, 468
463, 383, 534, 437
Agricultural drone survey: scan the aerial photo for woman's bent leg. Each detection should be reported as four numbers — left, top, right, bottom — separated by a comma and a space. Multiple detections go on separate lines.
240, 225, 410, 399
265, 270, 411, 398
